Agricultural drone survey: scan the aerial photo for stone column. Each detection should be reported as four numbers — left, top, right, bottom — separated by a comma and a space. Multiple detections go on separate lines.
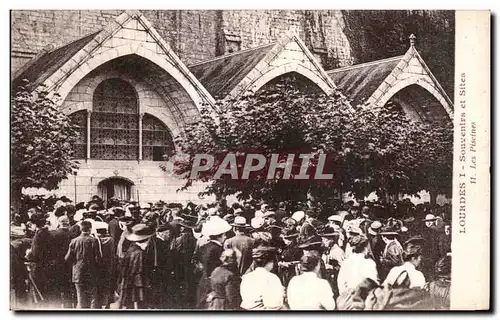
139, 113, 144, 160
86, 110, 92, 159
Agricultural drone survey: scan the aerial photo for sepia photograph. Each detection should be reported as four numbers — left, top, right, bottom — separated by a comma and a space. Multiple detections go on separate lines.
9, 8, 489, 311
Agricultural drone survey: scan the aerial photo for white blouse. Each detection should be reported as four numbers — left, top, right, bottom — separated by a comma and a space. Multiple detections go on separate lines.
287, 272, 336, 310
240, 267, 284, 310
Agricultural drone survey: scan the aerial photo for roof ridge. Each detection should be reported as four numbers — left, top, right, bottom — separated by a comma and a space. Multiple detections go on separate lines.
188, 42, 277, 67
46, 30, 102, 54
327, 55, 404, 73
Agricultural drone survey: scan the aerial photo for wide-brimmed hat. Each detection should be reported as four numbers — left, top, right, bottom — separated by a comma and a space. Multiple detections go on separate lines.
403, 235, 425, 247
262, 211, 276, 218
179, 219, 198, 229
298, 234, 323, 250
379, 225, 399, 236
347, 225, 363, 235
291, 211, 305, 223
318, 226, 339, 238
231, 216, 250, 228
251, 216, 267, 230
125, 223, 155, 242
422, 214, 437, 222
328, 215, 343, 224
282, 228, 299, 239
266, 224, 282, 232
368, 221, 383, 236
252, 244, 277, 259
201, 216, 231, 236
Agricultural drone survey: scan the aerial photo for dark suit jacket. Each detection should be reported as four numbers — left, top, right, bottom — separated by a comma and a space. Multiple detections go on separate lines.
65, 232, 101, 284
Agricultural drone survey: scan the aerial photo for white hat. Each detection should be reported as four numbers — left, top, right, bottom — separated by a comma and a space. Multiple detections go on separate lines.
251, 216, 266, 229
328, 215, 343, 223
291, 211, 305, 223
422, 214, 437, 222
234, 208, 243, 215
201, 216, 231, 236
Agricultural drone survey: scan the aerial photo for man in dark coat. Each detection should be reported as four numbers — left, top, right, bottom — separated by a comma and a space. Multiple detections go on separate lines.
10, 238, 31, 308
298, 209, 322, 243
171, 221, 198, 308
65, 220, 101, 309
48, 216, 73, 307
25, 212, 51, 307
278, 228, 302, 287
108, 207, 125, 248
224, 216, 255, 275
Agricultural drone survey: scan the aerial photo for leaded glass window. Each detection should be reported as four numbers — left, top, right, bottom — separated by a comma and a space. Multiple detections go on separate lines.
142, 114, 174, 161
69, 110, 87, 159
91, 79, 139, 160
69, 78, 175, 161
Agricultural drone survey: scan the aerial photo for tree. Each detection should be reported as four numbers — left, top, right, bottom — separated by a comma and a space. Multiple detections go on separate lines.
169, 78, 453, 205
11, 80, 79, 210
171, 79, 354, 203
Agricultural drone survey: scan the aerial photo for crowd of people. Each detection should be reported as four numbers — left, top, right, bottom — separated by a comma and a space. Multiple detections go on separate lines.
10, 195, 452, 310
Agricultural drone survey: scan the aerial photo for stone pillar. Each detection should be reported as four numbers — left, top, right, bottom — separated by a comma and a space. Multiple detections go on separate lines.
86, 110, 92, 159
139, 113, 144, 160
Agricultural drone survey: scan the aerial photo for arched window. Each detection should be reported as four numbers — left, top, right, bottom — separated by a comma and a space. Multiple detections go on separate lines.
91, 78, 139, 160
142, 114, 175, 161
69, 78, 174, 161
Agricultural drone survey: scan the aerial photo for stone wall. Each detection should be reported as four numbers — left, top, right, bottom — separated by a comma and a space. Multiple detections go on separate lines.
11, 9, 354, 74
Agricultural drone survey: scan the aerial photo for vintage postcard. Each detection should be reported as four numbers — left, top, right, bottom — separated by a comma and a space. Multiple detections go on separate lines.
9, 9, 490, 310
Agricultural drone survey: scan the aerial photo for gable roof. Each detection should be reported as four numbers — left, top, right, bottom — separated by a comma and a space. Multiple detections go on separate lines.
326, 55, 404, 106
12, 31, 101, 91
188, 43, 276, 99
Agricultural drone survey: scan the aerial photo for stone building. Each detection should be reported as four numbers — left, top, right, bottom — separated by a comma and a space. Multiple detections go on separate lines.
11, 10, 453, 205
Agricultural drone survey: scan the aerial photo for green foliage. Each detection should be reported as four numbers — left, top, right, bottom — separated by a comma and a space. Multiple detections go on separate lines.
11, 80, 79, 194
171, 81, 453, 203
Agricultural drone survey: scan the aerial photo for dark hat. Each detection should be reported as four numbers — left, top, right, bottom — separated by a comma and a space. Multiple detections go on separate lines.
379, 225, 399, 236
252, 244, 277, 259
59, 196, 72, 203
318, 226, 339, 238
282, 228, 299, 239
112, 207, 126, 215
223, 214, 236, 224
403, 235, 425, 247
30, 212, 49, 223
298, 234, 323, 250
125, 223, 155, 242
179, 219, 198, 229
266, 224, 282, 232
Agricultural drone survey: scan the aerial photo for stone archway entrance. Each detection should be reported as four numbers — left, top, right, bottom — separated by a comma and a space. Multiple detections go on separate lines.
97, 177, 135, 203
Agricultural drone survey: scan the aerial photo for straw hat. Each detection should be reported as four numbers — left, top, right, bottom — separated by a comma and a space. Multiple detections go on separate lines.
201, 216, 231, 236
368, 221, 383, 236
422, 214, 437, 222
125, 223, 155, 242
231, 216, 250, 228
291, 211, 305, 223
327, 215, 343, 223
250, 216, 267, 230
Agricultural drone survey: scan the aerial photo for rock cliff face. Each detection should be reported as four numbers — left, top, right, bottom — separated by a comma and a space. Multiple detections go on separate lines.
11, 9, 454, 95
342, 10, 455, 97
